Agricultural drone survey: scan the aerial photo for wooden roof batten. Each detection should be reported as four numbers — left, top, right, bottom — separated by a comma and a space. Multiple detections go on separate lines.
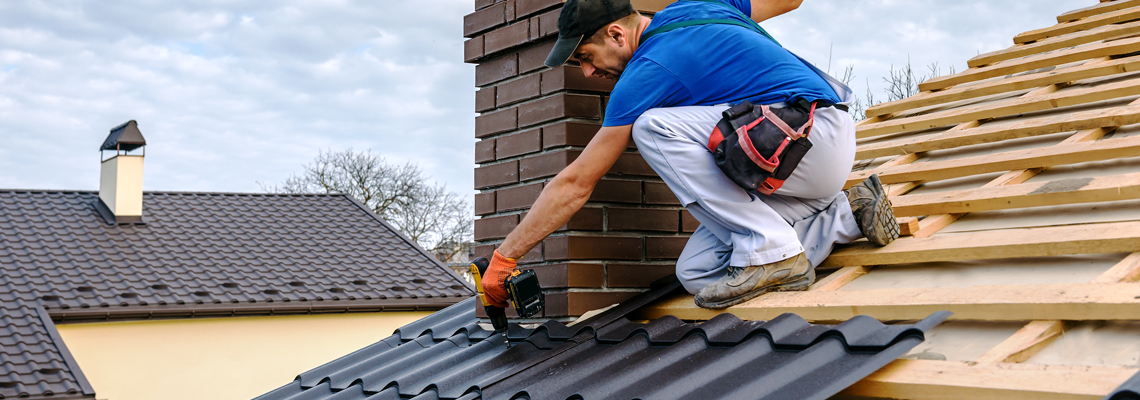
640, 1, 1140, 399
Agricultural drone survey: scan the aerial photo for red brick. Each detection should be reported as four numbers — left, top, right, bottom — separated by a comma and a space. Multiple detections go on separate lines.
495, 74, 542, 107
475, 87, 496, 112
505, 0, 517, 21
516, 0, 563, 18
560, 207, 603, 231
474, 214, 519, 241
644, 181, 681, 205
496, 182, 544, 211
607, 263, 675, 288
476, 0, 496, 11
526, 263, 604, 288
464, 3, 507, 37
475, 191, 496, 216
464, 36, 484, 63
474, 161, 518, 189
519, 40, 556, 73
589, 179, 641, 203
474, 244, 495, 260
544, 235, 643, 261
476, 53, 518, 86
496, 128, 542, 158
611, 153, 656, 176
536, 9, 560, 38
519, 242, 543, 264
519, 149, 580, 180
646, 236, 689, 260
518, 93, 602, 127
485, 20, 530, 54
475, 107, 517, 138
607, 207, 679, 232
542, 121, 601, 149
681, 209, 700, 233
529, 16, 541, 40
541, 65, 616, 94
475, 138, 495, 163
545, 291, 640, 316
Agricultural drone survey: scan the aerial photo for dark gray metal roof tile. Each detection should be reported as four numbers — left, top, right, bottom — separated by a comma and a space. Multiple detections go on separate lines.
0, 190, 473, 399
257, 281, 950, 400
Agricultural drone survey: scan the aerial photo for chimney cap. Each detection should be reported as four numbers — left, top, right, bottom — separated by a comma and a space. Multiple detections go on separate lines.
100, 120, 146, 152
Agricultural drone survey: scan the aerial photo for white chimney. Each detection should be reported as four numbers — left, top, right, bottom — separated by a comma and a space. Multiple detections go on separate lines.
98, 120, 146, 224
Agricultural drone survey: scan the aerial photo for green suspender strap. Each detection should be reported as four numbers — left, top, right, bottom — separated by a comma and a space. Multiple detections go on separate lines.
640, 0, 780, 45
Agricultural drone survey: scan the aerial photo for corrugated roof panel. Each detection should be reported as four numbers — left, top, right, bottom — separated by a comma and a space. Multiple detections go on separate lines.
1107, 369, 1140, 400
258, 281, 948, 400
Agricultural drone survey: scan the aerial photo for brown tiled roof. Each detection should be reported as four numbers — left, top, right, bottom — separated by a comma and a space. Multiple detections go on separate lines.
0, 190, 474, 399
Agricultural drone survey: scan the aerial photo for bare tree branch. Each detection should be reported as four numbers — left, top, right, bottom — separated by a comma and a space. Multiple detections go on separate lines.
261, 149, 474, 262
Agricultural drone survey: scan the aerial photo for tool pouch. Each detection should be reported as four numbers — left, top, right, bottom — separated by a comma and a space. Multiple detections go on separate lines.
707, 100, 817, 195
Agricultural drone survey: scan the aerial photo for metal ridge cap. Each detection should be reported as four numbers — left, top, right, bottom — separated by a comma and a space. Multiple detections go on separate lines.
46, 297, 467, 321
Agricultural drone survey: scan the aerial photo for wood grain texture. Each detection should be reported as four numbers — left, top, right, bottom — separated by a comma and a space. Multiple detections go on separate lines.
638, 282, 1140, 322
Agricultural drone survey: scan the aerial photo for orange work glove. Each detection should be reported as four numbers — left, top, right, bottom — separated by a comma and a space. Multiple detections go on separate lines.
481, 250, 518, 309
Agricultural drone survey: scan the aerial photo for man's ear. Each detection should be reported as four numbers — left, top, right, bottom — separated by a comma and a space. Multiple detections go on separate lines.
606, 23, 627, 47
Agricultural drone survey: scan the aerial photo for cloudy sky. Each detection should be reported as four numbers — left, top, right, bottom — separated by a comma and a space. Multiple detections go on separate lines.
0, 0, 1082, 197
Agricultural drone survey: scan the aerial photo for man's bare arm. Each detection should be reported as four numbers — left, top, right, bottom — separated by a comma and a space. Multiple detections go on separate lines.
749, 0, 802, 23
496, 124, 634, 258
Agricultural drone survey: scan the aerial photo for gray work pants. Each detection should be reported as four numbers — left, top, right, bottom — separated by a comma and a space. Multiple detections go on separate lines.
631, 104, 861, 294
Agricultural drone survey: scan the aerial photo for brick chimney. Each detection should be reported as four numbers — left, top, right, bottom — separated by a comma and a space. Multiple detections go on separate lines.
98, 120, 146, 224
466, 0, 685, 318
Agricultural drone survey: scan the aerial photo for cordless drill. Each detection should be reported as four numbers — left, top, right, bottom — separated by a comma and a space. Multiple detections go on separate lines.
469, 257, 545, 343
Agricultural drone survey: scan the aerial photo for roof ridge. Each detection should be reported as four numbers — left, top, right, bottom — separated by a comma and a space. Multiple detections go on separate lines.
0, 188, 349, 197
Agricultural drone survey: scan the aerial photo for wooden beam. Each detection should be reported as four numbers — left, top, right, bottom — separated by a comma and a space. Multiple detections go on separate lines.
842, 359, 1137, 400
889, 170, 1140, 217
860, 75, 1140, 139
1014, 6, 1140, 45
896, 217, 920, 236
975, 320, 1068, 364
855, 104, 1140, 160
808, 266, 871, 291
971, 252, 1140, 367
868, 55, 1134, 119
847, 135, 1140, 188
638, 282, 1140, 322
1058, 0, 1140, 23
819, 220, 1140, 268
1092, 252, 1140, 283
919, 35, 1140, 92
970, 22, 1140, 68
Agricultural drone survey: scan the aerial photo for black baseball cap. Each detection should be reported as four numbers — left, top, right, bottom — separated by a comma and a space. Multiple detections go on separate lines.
544, 0, 635, 67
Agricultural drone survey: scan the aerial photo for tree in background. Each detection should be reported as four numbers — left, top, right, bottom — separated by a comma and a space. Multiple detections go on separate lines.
262, 149, 473, 263
837, 58, 954, 121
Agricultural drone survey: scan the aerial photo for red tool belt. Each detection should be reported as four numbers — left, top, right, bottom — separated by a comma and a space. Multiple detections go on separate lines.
707, 100, 819, 195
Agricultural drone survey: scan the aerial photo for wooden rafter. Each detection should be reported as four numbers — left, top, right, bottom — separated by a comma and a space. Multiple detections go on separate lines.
819, 220, 1140, 268
1014, 5, 1140, 44
639, 282, 1140, 322
1058, 0, 1140, 22
841, 359, 1138, 400
854, 103, 1140, 160
918, 34, 1140, 92
969, 19, 1140, 68
867, 55, 1135, 119
859, 75, 1140, 138
846, 134, 1140, 188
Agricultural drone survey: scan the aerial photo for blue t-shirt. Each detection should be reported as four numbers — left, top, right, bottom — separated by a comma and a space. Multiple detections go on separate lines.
603, 0, 840, 127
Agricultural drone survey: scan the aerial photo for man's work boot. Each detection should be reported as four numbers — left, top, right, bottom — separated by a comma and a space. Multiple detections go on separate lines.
694, 253, 813, 309
845, 174, 899, 246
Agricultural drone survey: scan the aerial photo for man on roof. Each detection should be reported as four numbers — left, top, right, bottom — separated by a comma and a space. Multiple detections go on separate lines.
482, 0, 899, 310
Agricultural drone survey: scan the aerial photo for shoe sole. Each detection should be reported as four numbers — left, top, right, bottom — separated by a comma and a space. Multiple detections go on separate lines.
865, 175, 900, 246
694, 268, 815, 309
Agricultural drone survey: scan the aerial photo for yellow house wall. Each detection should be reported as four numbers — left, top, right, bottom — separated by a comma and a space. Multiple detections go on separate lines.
56, 311, 430, 400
